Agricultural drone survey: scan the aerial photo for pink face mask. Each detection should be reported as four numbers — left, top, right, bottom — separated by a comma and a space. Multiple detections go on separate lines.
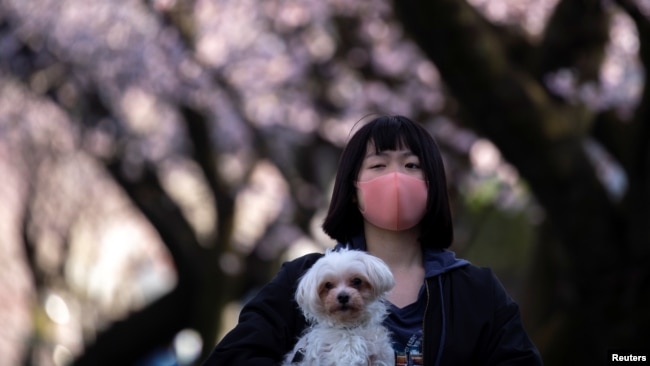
355, 172, 428, 231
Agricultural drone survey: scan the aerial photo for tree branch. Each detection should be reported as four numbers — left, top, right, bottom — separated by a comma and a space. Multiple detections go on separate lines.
536, 0, 610, 83
72, 286, 192, 366
614, 0, 650, 174
393, 0, 510, 103
392, 0, 618, 275
105, 158, 205, 278
592, 109, 635, 173
180, 105, 236, 248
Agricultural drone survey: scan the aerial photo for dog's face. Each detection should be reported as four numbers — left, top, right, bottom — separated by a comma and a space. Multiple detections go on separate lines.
317, 268, 373, 324
296, 249, 395, 327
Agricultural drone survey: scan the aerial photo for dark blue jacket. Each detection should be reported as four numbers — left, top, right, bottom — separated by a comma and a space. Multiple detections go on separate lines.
202, 251, 542, 365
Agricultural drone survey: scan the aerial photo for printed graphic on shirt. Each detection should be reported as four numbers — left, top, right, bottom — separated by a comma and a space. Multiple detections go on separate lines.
394, 330, 423, 366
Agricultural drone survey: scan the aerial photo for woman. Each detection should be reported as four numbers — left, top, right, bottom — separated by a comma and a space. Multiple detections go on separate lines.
203, 115, 542, 365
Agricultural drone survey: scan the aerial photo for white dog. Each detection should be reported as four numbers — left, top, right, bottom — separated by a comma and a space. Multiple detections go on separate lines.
282, 248, 396, 366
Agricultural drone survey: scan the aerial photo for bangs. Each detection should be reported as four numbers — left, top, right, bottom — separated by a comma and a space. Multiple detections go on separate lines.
367, 116, 423, 156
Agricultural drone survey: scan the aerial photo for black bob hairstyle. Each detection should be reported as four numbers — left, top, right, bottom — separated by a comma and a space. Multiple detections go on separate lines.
322, 115, 454, 249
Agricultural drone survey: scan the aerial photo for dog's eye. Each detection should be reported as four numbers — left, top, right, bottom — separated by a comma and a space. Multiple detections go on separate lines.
351, 278, 363, 287
324, 282, 334, 290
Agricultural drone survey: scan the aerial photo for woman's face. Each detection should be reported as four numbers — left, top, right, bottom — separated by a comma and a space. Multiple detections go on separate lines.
354, 141, 428, 231
357, 142, 424, 183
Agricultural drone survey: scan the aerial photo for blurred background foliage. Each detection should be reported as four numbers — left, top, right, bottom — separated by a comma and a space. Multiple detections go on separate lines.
0, 0, 648, 365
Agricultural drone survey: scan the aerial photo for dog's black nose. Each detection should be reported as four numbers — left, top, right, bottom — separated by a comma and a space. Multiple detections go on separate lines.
337, 293, 350, 304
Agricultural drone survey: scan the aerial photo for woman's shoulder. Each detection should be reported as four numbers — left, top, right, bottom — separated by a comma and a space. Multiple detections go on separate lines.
443, 263, 515, 307
444, 263, 506, 293
452, 262, 495, 278
285, 251, 323, 266
277, 252, 324, 278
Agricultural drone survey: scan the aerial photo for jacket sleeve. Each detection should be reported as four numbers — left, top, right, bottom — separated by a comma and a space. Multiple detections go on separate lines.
201, 253, 321, 366
482, 271, 543, 366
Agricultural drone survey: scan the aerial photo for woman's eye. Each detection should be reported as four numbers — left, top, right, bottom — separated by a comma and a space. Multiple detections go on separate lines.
370, 164, 385, 169
406, 163, 420, 169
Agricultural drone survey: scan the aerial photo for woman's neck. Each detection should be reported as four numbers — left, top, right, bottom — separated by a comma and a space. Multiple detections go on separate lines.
364, 223, 423, 269
364, 223, 425, 308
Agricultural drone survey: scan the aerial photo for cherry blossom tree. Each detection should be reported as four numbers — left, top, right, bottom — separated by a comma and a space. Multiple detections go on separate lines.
0, 0, 647, 365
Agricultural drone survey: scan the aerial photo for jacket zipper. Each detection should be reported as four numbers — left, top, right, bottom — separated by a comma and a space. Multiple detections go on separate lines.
423, 279, 430, 366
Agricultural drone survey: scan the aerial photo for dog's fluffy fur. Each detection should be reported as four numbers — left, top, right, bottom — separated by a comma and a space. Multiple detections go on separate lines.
282, 248, 396, 366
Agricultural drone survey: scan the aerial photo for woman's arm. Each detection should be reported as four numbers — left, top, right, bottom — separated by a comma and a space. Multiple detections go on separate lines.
482, 271, 543, 366
201, 253, 322, 366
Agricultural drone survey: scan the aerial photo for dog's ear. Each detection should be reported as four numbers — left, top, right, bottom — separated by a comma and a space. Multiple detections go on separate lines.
295, 271, 311, 308
361, 255, 395, 297
295, 266, 320, 322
